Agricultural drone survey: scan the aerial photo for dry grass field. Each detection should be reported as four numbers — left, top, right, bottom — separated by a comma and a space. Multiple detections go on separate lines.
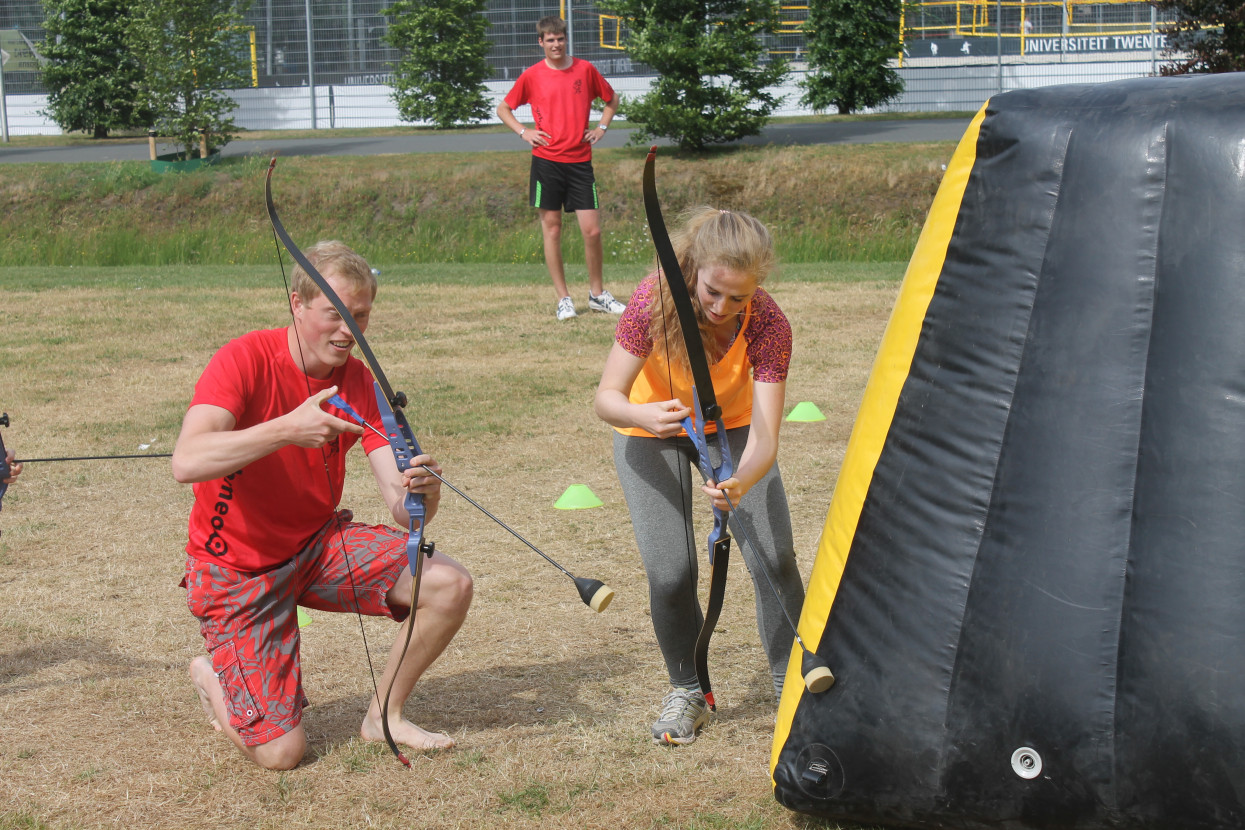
0, 264, 900, 829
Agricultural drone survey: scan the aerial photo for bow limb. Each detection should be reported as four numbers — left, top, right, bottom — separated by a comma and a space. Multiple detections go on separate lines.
643, 148, 735, 712
328, 387, 430, 766
266, 159, 427, 767
642, 152, 719, 422
264, 159, 402, 410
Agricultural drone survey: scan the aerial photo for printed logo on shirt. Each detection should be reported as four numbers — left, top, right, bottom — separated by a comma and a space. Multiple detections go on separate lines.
573, 79, 582, 95
203, 470, 241, 558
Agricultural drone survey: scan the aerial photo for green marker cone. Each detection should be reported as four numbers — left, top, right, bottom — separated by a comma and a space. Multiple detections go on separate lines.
786, 401, 827, 422
555, 484, 604, 509
297, 608, 313, 628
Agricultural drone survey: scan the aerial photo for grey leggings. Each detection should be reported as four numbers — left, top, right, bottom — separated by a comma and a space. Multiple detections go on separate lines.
613, 427, 806, 698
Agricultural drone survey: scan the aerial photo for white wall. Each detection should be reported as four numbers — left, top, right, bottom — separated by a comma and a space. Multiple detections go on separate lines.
1, 62, 1160, 137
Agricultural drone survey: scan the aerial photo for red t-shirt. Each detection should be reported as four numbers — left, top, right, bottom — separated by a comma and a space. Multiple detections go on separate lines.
184, 328, 389, 571
504, 58, 614, 164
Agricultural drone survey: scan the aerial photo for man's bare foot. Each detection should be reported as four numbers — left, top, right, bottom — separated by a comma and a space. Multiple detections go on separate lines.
360, 713, 455, 752
188, 655, 223, 732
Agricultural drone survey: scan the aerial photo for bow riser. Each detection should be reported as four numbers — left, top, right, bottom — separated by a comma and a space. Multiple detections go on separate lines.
373, 382, 427, 574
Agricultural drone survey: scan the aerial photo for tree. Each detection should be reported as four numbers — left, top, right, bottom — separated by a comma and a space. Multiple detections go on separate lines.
383, 0, 491, 129
127, 0, 251, 159
599, 0, 788, 150
800, 0, 904, 115
1155, 0, 1245, 74
40, 0, 152, 138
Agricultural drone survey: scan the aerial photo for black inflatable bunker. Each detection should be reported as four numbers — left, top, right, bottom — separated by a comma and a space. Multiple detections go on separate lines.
771, 73, 1245, 829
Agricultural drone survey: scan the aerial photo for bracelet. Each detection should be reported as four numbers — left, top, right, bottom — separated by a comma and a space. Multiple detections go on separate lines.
520, 128, 526, 137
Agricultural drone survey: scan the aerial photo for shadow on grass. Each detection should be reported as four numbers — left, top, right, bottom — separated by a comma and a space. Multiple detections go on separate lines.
305, 652, 638, 751
0, 637, 167, 696
303, 652, 795, 766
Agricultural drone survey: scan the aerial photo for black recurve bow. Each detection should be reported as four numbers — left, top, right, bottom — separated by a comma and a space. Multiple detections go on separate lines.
642, 149, 833, 711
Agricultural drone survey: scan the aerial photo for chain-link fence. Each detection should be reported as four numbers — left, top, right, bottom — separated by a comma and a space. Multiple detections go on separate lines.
1, 0, 1179, 134
242, 0, 648, 87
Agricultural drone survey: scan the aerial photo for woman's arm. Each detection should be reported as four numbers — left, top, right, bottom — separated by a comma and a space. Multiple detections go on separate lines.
594, 342, 691, 439
703, 379, 786, 511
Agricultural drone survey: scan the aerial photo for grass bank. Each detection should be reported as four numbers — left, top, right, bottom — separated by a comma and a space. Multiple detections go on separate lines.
0, 143, 953, 268
0, 261, 906, 292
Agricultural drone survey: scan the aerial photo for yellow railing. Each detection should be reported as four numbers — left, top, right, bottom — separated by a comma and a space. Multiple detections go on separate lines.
599, 14, 625, 51
778, 4, 809, 34
596, 1, 1166, 59
903, 0, 1170, 40
599, 5, 810, 49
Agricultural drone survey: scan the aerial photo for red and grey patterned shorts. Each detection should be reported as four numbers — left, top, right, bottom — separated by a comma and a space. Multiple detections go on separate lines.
183, 511, 409, 746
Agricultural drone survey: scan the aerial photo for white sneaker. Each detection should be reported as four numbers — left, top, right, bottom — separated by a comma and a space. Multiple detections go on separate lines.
588, 290, 626, 314
651, 687, 711, 745
556, 296, 577, 320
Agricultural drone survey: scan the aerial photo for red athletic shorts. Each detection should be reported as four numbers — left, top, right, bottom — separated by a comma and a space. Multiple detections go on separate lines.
183, 510, 409, 746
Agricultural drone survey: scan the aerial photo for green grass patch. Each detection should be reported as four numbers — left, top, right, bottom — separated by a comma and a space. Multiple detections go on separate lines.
0, 261, 905, 292
0, 813, 57, 830
498, 782, 551, 816
0, 143, 952, 268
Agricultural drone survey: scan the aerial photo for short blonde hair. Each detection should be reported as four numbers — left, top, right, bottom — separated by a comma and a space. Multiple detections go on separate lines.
290, 240, 376, 301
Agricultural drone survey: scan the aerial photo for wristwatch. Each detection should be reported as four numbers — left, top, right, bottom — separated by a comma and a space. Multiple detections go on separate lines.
598, 124, 608, 131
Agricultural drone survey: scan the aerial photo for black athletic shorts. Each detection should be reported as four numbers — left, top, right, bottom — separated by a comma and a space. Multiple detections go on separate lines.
529, 156, 600, 212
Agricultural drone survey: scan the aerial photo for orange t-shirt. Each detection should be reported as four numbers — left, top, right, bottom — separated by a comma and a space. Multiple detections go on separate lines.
612, 275, 792, 438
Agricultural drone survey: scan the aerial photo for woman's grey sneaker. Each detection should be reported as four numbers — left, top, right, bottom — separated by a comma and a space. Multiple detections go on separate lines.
556, 296, 578, 320
651, 687, 710, 745
588, 290, 626, 314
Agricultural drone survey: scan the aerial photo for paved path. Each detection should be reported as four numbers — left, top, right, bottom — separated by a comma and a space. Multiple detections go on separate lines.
0, 118, 970, 164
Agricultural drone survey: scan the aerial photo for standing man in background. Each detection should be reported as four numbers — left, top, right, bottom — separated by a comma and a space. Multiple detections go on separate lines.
497, 15, 626, 321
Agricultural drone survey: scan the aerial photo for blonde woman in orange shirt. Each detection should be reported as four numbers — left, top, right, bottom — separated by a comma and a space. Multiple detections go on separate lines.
594, 208, 804, 746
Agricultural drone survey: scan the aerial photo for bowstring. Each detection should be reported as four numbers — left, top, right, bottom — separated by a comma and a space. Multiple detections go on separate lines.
270, 229, 387, 714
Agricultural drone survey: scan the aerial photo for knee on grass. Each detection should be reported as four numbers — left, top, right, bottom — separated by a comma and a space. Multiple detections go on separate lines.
252, 731, 307, 771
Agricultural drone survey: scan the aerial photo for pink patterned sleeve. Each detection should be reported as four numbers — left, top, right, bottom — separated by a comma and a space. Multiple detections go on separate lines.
744, 287, 793, 383
614, 274, 659, 358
